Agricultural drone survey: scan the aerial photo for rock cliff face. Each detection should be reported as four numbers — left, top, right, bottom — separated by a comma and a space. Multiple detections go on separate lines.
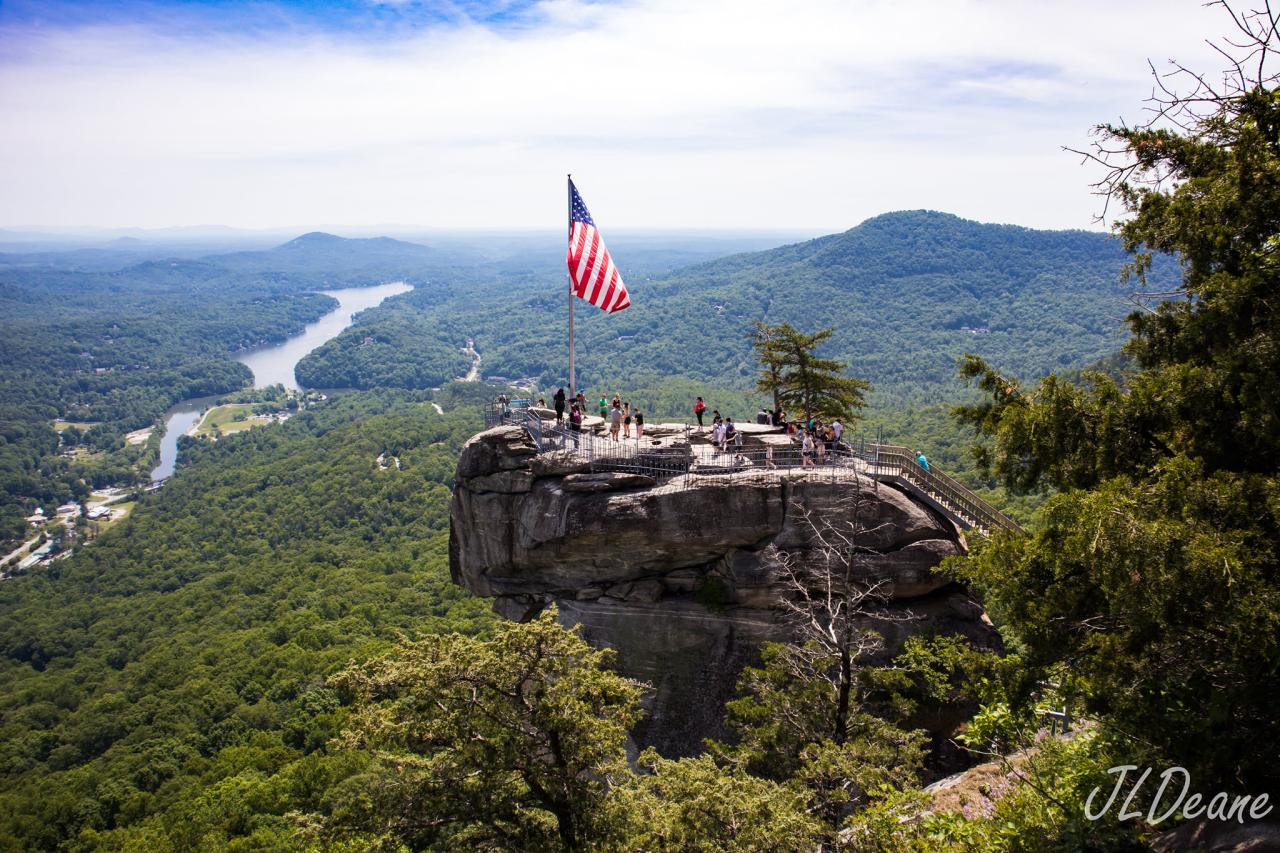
450, 426, 999, 756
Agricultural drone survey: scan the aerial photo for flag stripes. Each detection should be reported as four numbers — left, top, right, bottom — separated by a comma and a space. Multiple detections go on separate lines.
567, 180, 630, 313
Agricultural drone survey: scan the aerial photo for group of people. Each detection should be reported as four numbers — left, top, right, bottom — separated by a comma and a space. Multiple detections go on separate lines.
548, 388, 645, 442
695, 396, 848, 467
694, 400, 748, 454
538, 390, 932, 474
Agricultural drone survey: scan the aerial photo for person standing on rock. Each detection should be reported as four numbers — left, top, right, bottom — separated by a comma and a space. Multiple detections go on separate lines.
634, 408, 645, 440
801, 430, 817, 468
831, 418, 843, 448
568, 404, 582, 447
623, 402, 632, 439
694, 396, 706, 429
599, 396, 608, 419
554, 388, 566, 424
609, 403, 623, 441
724, 417, 737, 453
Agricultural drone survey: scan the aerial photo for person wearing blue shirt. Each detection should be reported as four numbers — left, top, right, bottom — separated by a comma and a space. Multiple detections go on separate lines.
915, 450, 929, 472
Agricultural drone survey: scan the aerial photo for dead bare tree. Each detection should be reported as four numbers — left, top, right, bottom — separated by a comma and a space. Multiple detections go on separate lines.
760, 488, 917, 745
1071, 1, 1280, 210
711, 484, 933, 834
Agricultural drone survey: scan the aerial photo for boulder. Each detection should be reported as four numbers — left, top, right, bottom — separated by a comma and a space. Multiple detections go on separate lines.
455, 426, 538, 479
859, 538, 961, 598
605, 581, 634, 599
625, 578, 664, 603
450, 425, 999, 756
493, 593, 549, 622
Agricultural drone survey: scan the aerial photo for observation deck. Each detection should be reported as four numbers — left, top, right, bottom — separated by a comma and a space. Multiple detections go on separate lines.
484, 400, 1022, 537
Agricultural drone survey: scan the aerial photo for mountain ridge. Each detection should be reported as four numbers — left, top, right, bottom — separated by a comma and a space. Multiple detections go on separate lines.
327, 208, 1177, 403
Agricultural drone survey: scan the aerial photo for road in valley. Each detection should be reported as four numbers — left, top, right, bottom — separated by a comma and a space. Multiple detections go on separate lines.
462, 338, 481, 382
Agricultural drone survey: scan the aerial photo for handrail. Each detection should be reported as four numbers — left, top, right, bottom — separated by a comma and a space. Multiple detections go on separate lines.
863, 444, 1021, 534
483, 404, 1021, 537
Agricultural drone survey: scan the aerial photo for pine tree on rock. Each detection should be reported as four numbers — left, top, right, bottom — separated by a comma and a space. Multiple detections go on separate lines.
750, 322, 870, 423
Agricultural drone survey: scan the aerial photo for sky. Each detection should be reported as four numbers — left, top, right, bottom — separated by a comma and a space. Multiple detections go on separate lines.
0, 0, 1227, 233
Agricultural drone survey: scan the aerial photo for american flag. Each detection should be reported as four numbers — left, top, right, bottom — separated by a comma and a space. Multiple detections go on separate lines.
567, 179, 630, 313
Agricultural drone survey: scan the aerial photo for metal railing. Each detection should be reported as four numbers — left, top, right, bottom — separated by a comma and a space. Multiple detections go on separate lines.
859, 443, 1022, 535
484, 403, 1021, 536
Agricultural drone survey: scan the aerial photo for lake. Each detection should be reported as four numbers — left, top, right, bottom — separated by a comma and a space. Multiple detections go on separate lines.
150, 281, 412, 481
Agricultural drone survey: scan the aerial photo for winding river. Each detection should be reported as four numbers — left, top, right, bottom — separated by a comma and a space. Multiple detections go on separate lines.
149, 281, 412, 481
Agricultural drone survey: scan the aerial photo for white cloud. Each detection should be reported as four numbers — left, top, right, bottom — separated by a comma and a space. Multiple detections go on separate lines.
0, 0, 1226, 231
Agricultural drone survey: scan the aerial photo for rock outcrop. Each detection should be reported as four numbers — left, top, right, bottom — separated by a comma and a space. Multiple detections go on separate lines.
450, 425, 999, 756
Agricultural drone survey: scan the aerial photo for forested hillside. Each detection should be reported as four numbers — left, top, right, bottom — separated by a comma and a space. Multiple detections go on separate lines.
298, 211, 1178, 401
0, 267, 334, 544
207, 231, 463, 279
0, 233, 490, 547
0, 390, 492, 849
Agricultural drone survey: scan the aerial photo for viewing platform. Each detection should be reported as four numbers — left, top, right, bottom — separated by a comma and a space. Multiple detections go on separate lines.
484, 400, 1021, 537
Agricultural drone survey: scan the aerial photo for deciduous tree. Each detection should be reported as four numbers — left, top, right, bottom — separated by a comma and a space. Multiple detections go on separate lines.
319, 610, 644, 851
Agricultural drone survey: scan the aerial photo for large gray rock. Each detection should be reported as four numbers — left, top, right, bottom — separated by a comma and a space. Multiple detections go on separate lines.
455, 426, 538, 479
450, 425, 999, 756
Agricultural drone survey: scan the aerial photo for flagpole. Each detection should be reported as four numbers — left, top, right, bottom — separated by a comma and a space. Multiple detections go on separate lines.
567, 174, 576, 401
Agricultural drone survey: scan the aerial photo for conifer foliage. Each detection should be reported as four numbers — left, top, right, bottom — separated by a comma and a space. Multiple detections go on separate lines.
954, 2, 1280, 792
750, 322, 871, 422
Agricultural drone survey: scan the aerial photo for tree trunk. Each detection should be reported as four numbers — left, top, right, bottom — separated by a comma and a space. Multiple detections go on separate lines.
833, 650, 852, 744
546, 728, 579, 850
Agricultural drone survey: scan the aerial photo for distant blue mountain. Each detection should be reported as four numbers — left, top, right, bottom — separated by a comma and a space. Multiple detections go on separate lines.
208, 231, 442, 274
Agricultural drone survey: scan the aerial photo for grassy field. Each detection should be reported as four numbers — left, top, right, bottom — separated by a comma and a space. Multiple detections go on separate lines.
194, 404, 272, 437
52, 420, 98, 432
97, 501, 134, 532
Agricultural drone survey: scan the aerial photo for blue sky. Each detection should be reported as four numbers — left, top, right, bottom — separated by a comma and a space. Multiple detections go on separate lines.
0, 0, 546, 37
0, 0, 1225, 232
